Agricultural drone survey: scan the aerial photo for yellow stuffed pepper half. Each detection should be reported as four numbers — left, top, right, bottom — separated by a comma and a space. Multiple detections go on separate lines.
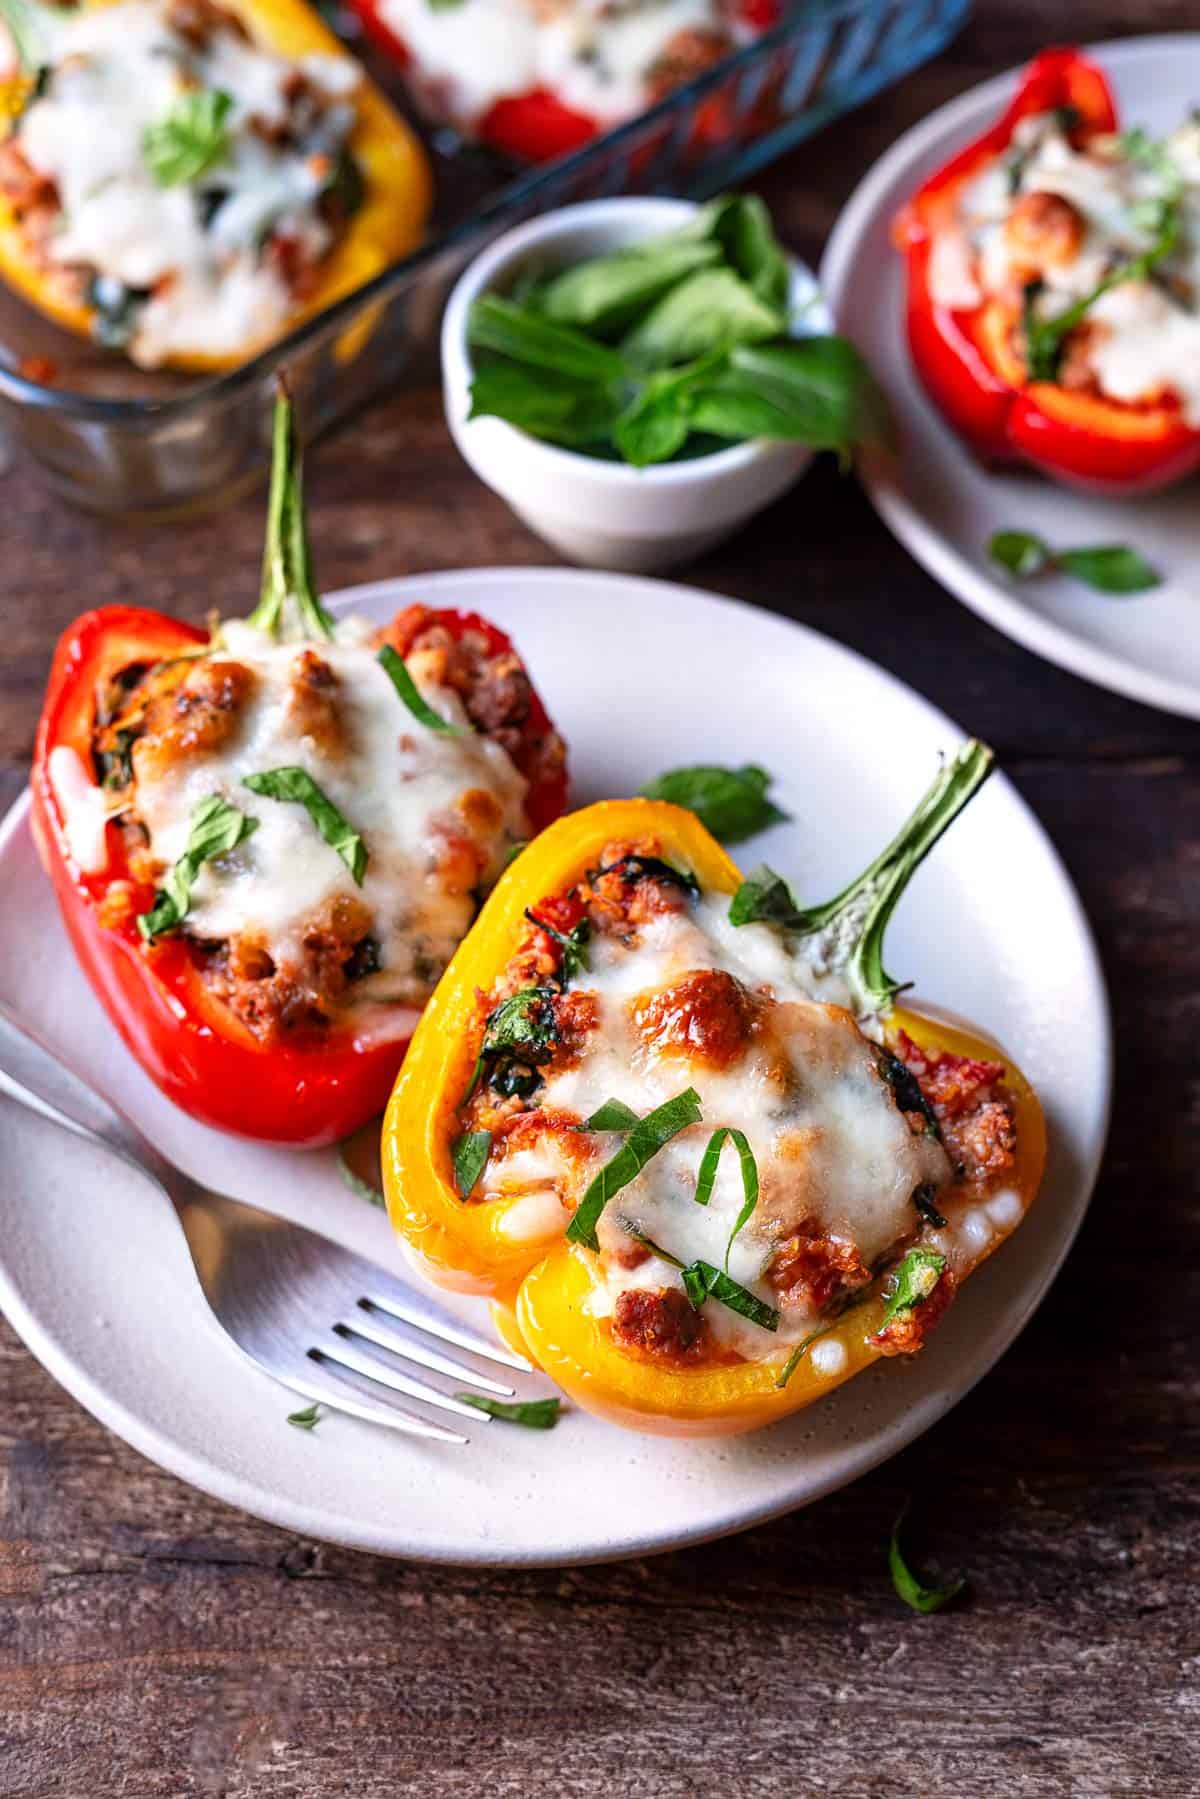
0, 0, 429, 370
382, 742, 1045, 1437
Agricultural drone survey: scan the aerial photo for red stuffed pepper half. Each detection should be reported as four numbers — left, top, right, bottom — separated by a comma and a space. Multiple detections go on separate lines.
347, 0, 781, 163
893, 46, 1200, 494
30, 392, 567, 1147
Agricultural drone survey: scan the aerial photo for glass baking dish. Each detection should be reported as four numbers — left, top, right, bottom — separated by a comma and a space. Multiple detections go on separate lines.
0, 0, 969, 517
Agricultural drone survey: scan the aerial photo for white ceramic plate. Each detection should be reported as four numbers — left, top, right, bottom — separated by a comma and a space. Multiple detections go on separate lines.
821, 35, 1200, 719
0, 570, 1109, 1566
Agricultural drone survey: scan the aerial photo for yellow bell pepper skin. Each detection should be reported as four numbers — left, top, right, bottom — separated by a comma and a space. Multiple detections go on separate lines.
382, 797, 1046, 1436
0, 0, 430, 373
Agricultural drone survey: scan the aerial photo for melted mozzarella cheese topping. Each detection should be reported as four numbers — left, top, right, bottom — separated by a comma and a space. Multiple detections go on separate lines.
377, 0, 747, 132
478, 894, 949, 1358
131, 622, 528, 1016
928, 111, 1200, 424
17, 0, 359, 365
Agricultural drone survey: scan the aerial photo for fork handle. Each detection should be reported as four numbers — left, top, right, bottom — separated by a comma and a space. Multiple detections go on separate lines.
0, 999, 160, 1179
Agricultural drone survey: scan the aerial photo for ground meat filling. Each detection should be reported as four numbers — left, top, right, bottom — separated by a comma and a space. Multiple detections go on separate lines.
455, 841, 1025, 1370
88, 623, 551, 1044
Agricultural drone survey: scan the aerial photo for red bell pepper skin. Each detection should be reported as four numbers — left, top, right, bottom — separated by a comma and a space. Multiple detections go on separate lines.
347, 0, 781, 164
31, 603, 567, 1148
893, 47, 1200, 495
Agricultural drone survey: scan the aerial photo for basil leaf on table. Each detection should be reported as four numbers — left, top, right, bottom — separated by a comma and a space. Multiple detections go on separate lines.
242, 767, 367, 885
889, 1509, 966, 1614
988, 530, 1161, 594
467, 295, 626, 381
620, 267, 785, 369
534, 237, 722, 333
638, 762, 787, 843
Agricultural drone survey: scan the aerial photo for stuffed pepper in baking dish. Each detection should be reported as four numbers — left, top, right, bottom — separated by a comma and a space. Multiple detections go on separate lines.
30, 392, 567, 1145
0, 0, 430, 369
382, 748, 1045, 1436
893, 46, 1200, 493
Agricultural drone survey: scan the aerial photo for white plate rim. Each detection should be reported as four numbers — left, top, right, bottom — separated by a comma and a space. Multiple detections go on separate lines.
819, 33, 1200, 722
0, 567, 1113, 1565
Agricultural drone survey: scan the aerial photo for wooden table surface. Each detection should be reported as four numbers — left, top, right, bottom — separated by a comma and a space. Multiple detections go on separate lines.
3, 5, 1198, 1794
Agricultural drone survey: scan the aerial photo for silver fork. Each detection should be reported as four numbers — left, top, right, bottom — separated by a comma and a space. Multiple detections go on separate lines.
0, 1001, 533, 1445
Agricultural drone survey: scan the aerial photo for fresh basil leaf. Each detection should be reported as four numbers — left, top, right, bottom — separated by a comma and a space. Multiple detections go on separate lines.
455, 1393, 561, 1428
889, 1509, 966, 1614
1057, 545, 1162, 594
287, 1402, 322, 1431
987, 529, 1051, 577
612, 380, 692, 467
467, 360, 621, 447
620, 267, 784, 369
524, 909, 591, 981
502, 840, 528, 872
679, 1259, 779, 1332
578, 1098, 640, 1132
378, 644, 460, 733
242, 767, 366, 885
566, 1088, 703, 1249
879, 1247, 947, 1329
595, 853, 700, 896
143, 88, 232, 187
138, 793, 258, 940
913, 1183, 948, 1230
638, 762, 787, 843
535, 237, 722, 333
727, 863, 804, 930
691, 338, 889, 458
451, 1130, 492, 1198
989, 530, 1161, 594
702, 193, 790, 312
468, 295, 627, 381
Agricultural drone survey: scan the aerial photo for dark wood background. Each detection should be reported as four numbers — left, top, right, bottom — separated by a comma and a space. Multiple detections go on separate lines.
3, 4, 1197, 1793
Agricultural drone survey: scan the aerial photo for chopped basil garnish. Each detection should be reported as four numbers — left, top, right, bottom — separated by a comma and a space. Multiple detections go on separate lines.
638, 762, 787, 844
889, 1510, 966, 1614
242, 767, 366, 885
143, 88, 232, 187
680, 1260, 779, 1332
138, 793, 258, 940
578, 1098, 640, 1133
467, 986, 559, 1101
729, 741, 994, 1016
988, 530, 1161, 595
912, 1183, 948, 1230
566, 1088, 703, 1250
451, 1130, 492, 1199
246, 387, 337, 642
287, 1402, 322, 1431
596, 853, 700, 896
875, 1046, 942, 1143
524, 910, 591, 981
774, 1326, 831, 1389
454, 1393, 561, 1428
377, 644, 461, 733
693, 1126, 759, 1270
879, 1247, 947, 1330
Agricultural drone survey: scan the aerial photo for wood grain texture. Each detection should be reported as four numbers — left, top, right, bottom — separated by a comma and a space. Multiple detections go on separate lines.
2, 3, 1199, 1794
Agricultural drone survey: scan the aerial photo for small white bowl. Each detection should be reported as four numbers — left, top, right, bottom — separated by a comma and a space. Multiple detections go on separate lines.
441, 197, 831, 573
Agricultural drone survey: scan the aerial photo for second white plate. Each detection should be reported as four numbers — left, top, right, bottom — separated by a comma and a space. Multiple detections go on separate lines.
0, 569, 1110, 1564
821, 35, 1200, 719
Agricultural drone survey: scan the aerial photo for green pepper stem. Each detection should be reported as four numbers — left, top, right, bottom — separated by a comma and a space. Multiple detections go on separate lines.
794, 739, 995, 1015
246, 383, 335, 643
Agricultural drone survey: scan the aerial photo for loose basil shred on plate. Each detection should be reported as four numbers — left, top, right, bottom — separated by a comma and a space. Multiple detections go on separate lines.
455, 1393, 562, 1429
465, 194, 887, 468
988, 529, 1161, 594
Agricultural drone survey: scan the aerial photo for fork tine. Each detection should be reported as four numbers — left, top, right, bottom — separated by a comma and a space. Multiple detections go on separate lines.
281, 1372, 468, 1445
362, 1277, 533, 1373
352, 1303, 516, 1397
316, 1333, 493, 1424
